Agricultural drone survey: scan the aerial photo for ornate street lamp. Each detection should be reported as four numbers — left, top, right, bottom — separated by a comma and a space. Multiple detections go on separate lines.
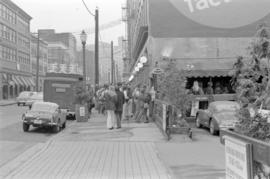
80, 30, 87, 87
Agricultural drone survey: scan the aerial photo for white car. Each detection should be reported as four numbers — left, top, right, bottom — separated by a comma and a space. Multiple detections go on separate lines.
25, 92, 43, 107
17, 91, 37, 106
258, 103, 270, 123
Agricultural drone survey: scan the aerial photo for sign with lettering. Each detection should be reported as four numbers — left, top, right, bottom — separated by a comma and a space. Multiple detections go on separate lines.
52, 83, 71, 88
224, 136, 252, 179
168, 0, 270, 29
79, 107, 85, 117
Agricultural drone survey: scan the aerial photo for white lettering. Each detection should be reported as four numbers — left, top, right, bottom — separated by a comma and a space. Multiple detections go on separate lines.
184, 0, 195, 13
196, 0, 210, 10
208, 0, 221, 7
184, 0, 233, 13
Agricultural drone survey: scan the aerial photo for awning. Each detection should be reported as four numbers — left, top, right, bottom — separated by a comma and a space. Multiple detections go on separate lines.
24, 77, 32, 87
12, 76, 24, 86
11, 75, 20, 86
28, 77, 35, 87
183, 69, 232, 78
19, 76, 28, 87
8, 80, 15, 86
2, 73, 8, 84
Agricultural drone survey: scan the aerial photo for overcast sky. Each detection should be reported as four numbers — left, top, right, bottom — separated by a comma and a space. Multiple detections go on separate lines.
12, 0, 126, 45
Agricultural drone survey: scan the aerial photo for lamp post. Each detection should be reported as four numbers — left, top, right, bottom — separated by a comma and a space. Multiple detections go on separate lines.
80, 30, 87, 88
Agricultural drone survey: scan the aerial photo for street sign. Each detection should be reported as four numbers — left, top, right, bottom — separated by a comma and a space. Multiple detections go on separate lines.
224, 136, 253, 179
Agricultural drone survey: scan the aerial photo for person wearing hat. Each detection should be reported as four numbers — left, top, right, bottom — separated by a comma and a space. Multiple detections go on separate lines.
205, 81, 214, 95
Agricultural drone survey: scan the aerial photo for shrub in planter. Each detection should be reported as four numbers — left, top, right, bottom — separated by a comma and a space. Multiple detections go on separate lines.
74, 83, 91, 122
231, 23, 270, 178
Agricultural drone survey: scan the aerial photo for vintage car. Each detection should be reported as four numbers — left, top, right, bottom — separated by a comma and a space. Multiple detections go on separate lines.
17, 91, 37, 106
22, 102, 66, 133
25, 92, 43, 107
195, 101, 240, 135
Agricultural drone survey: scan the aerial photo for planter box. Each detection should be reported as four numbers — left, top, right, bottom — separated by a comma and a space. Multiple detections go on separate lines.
75, 104, 89, 122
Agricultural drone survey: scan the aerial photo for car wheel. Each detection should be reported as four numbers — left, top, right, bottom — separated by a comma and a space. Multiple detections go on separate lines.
209, 120, 217, 135
62, 122, 66, 129
195, 114, 201, 128
53, 120, 60, 133
23, 123, 29, 132
17, 103, 20, 106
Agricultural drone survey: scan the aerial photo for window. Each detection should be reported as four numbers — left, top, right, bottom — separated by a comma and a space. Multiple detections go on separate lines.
0, 3, 16, 24
18, 33, 30, 49
0, 23, 16, 43
0, 45, 17, 62
18, 51, 30, 64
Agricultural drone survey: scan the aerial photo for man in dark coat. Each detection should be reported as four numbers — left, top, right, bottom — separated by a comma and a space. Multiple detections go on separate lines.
115, 86, 125, 128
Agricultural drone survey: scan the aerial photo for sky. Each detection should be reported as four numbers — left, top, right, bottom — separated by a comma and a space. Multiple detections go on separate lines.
12, 0, 126, 46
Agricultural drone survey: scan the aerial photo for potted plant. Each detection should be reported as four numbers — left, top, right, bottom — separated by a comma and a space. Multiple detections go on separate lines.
74, 82, 90, 122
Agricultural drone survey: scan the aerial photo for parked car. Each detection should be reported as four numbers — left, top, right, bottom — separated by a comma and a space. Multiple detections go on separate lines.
22, 102, 67, 133
196, 101, 240, 135
25, 92, 43, 107
17, 91, 37, 106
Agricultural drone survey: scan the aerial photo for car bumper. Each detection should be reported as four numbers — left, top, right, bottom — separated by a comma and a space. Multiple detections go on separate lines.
23, 119, 57, 127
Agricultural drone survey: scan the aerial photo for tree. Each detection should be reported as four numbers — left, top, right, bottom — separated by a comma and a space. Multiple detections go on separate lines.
157, 60, 191, 118
231, 23, 270, 179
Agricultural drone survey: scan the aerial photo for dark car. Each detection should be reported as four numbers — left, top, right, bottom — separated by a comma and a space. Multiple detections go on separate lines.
195, 101, 240, 135
22, 102, 66, 133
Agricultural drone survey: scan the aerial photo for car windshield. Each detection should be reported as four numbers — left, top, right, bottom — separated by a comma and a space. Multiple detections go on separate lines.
30, 93, 43, 100
213, 103, 240, 113
18, 92, 31, 98
31, 103, 56, 112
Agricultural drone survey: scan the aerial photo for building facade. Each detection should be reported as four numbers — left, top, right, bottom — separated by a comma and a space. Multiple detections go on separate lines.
76, 49, 95, 86
30, 34, 48, 92
125, 0, 270, 91
0, 0, 34, 100
38, 29, 77, 64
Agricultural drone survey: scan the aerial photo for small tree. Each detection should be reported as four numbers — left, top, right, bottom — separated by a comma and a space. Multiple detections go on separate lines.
158, 61, 191, 118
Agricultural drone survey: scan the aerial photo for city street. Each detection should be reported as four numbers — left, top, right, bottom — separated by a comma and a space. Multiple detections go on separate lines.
0, 107, 226, 179
0, 104, 73, 168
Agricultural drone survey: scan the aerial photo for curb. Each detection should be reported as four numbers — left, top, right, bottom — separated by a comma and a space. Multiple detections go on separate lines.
0, 102, 16, 107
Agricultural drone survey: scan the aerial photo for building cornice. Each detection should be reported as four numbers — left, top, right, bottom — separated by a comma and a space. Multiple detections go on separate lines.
2, 0, 32, 20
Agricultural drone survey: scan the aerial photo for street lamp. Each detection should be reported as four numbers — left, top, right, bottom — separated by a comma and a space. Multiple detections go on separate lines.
80, 30, 87, 88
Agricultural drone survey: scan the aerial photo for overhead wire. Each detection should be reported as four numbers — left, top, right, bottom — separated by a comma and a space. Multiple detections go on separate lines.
81, 0, 95, 17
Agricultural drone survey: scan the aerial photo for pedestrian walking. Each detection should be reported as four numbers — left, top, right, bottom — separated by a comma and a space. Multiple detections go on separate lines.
136, 85, 151, 123
104, 85, 117, 129
115, 86, 125, 128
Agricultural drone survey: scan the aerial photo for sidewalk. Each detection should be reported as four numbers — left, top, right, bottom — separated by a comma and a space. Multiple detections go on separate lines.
0, 112, 172, 179
0, 99, 16, 107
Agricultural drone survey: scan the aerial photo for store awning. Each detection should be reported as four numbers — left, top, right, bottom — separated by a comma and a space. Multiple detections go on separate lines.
19, 76, 28, 87
183, 69, 232, 78
28, 77, 35, 87
12, 76, 24, 86
2, 73, 8, 84
24, 77, 32, 87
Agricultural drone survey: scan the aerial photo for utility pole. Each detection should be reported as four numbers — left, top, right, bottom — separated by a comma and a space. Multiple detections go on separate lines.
95, 8, 99, 89
111, 41, 114, 85
35, 31, 40, 92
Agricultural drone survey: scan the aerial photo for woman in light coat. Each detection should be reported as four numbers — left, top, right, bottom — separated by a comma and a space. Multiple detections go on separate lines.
104, 86, 117, 129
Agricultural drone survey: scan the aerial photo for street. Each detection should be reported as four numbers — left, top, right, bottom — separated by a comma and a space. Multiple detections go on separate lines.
0, 104, 226, 179
0, 104, 73, 168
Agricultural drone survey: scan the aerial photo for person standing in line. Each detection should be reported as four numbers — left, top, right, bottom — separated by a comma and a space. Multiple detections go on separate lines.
122, 86, 129, 120
115, 86, 125, 128
104, 85, 117, 130
132, 84, 141, 121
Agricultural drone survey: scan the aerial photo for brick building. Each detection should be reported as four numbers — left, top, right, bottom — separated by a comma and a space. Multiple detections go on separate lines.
0, 0, 34, 100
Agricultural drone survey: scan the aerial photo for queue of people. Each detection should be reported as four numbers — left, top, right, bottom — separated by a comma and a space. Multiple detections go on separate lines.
188, 81, 232, 95
95, 83, 153, 130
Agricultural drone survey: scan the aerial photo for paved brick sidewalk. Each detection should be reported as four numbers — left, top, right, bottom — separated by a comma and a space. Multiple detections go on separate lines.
1, 113, 171, 179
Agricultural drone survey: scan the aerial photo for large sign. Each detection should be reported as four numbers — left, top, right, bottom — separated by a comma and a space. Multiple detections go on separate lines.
150, 0, 270, 37
168, 0, 270, 29
224, 136, 253, 179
